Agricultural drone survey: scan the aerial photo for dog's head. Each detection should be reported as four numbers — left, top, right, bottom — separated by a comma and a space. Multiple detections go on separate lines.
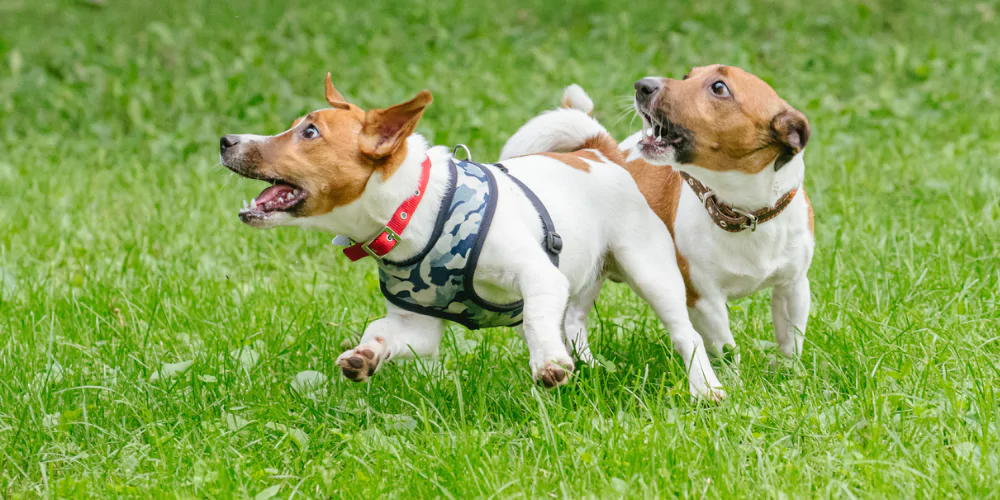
219, 74, 432, 228
633, 64, 809, 174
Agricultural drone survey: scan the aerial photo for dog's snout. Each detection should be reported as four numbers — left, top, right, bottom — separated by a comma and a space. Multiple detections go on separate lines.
634, 78, 662, 104
220, 135, 240, 154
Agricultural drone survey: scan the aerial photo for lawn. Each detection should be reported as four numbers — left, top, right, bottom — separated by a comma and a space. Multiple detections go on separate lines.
1, 0, 999, 497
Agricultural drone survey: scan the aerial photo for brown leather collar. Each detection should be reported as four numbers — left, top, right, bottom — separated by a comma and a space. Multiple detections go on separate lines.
679, 172, 797, 233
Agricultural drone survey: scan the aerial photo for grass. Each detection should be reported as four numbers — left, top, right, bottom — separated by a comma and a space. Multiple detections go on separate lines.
1, 0, 999, 497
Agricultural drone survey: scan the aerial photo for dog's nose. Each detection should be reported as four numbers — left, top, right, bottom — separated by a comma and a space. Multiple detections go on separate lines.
220, 135, 239, 154
634, 78, 662, 104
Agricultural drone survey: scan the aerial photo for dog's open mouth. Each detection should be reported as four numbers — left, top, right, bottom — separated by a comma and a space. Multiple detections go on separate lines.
238, 180, 307, 222
638, 110, 686, 156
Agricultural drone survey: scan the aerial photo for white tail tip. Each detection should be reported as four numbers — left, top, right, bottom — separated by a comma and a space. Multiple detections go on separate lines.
561, 84, 594, 115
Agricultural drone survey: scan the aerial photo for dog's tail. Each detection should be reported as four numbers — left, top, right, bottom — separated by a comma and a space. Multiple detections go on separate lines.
559, 84, 594, 115
500, 84, 619, 162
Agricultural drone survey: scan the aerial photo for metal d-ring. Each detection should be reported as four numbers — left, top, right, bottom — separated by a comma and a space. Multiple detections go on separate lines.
452, 144, 472, 162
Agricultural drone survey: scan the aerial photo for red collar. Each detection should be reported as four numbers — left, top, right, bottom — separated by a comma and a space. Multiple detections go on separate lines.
343, 156, 433, 261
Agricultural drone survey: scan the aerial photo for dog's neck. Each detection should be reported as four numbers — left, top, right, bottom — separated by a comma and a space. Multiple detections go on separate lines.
296, 135, 452, 261
677, 153, 805, 210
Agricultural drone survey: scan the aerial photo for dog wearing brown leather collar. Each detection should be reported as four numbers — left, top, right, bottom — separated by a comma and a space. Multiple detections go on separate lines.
502, 65, 815, 363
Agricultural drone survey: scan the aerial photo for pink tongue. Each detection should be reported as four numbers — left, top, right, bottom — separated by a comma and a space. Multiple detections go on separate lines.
256, 184, 294, 205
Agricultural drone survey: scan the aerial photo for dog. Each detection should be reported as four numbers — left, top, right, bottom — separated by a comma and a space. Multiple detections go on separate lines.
219, 74, 724, 399
502, 64, 814, 363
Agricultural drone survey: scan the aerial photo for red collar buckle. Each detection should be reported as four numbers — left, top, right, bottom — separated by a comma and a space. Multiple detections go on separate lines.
360, 226, 400, 260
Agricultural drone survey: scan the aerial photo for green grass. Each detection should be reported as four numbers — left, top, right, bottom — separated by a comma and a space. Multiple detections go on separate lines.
2, 0, 999, 497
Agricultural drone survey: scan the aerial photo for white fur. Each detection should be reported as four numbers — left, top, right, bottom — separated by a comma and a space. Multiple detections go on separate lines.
499, 108, 606, 161
256, 131, 725, 398
503, 86, 815, 361
562, 84, 594, 114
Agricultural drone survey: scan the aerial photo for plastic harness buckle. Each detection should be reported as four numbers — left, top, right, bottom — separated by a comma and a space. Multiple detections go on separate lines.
546, 232, 563, 254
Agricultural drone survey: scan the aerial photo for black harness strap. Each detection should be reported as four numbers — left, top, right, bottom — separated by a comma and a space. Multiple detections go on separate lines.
491, 162, 562, 267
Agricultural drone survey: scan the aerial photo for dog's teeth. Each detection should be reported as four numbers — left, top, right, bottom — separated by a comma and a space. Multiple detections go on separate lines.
646, 128, 654, 137
243, 199, 248, 208
656, 135, 662, 142
250, 198, 257, 209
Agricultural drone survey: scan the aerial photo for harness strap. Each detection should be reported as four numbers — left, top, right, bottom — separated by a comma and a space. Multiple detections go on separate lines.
493, 163, 562, 267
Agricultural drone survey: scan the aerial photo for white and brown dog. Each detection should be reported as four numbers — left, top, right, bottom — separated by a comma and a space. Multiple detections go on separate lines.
502, 65, 814, 362
219, 74, 724, 398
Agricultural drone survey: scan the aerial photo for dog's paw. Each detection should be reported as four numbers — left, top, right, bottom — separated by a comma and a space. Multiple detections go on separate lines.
690, 383, 727, 402
336, 347, 379, 382
533, 360, 574, 388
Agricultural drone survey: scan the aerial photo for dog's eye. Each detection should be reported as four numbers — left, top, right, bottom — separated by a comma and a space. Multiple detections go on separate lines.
710, 81, 731, 97
302, 124, 320, 139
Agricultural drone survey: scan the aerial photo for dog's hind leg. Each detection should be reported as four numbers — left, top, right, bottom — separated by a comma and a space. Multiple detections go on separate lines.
609, 212, 725, 400
337, 302, 444, 382
516, 258, 576, 388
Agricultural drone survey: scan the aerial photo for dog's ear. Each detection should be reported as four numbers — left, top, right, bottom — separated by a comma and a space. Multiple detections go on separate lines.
771, 108, 810, 171
325, 73, 351, 110
359, 90, 433, 159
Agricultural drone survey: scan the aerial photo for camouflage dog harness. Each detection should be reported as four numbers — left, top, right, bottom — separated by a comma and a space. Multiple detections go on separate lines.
375, 158, 561, 330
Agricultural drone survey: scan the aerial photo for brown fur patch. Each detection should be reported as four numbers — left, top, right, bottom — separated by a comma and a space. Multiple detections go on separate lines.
255, 107, 376, 214
530, 133, 625, 173
324, 73, 351, 109
674, 245, 699, 307
626, 157, 699, 305
359, 91, 432, 161
649, 65, 808, 174
627, 158, 682, 234
579, 134, 626, 166
538, 152, 592, 172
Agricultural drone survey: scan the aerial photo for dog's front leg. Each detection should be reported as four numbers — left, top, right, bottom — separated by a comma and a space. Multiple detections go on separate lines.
518, 263, 575, 388
771, 276, 810, 358
689, 297, 737, 360
337, 302, 444, 382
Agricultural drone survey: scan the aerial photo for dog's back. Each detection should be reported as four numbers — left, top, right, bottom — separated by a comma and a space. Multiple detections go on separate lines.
501, 86, 685, 236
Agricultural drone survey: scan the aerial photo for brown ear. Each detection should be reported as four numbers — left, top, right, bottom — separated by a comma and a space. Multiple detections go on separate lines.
359, 90, 433, 159
771, 108, 810, 171
325, 73, 351, 110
